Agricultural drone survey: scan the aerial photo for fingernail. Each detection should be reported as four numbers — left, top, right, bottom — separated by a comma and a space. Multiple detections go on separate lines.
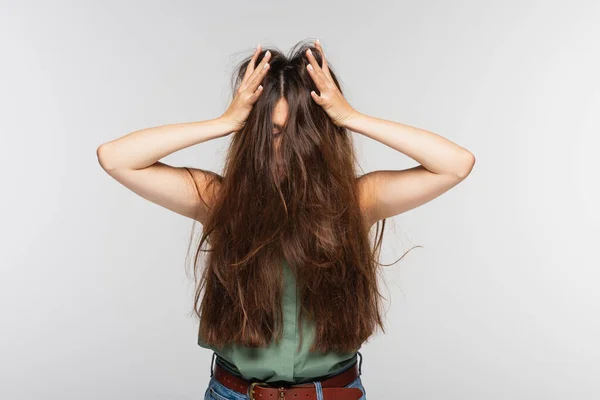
316, 38, 320, 45
307, 48, 312, 55
307, 64, 313, 71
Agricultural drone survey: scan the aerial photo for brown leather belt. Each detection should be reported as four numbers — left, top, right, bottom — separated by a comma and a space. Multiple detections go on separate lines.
213, 361, 364, 400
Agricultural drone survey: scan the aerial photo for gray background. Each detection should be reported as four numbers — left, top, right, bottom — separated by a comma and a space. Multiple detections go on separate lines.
2, 1, 599, 399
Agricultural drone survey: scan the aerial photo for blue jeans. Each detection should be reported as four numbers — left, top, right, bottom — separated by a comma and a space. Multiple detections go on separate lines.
204, 351, 367, 400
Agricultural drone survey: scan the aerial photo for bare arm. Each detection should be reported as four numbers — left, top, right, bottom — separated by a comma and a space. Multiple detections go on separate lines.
97, 118, 233, 171
345, 112, 475, 227
96, 45, 272, 223
303, 41, 475, 228
96, 117, 235, 223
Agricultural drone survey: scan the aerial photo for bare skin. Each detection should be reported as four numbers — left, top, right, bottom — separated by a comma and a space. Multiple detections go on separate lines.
97, 40, 475, 230
272, 97, 287, 181
305, 39, 475, 225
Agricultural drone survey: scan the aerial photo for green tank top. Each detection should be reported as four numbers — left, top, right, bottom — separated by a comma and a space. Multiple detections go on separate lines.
197, 259, 360, 384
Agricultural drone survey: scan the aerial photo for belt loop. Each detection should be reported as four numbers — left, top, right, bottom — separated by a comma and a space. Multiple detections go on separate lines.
210, 351, 216, 377
357, 351, 363, 376
313, 381, 324, 400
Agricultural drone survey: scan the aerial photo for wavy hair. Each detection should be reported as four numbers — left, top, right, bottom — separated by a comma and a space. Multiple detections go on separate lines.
185, 39, 414, 353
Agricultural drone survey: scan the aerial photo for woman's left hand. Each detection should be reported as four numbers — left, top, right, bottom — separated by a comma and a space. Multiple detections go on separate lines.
306, 40, 360, 127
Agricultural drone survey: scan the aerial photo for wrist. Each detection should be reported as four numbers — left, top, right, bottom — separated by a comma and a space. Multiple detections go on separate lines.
214, 115, 239, 136
341, 109, 363, 129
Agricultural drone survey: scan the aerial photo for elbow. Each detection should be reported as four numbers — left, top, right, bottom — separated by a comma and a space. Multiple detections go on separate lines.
96, 142, 115, 172
455, 151, 475, 179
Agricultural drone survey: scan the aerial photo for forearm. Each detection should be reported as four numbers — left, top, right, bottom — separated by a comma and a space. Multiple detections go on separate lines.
343, 112, 474, 177
97, 117, 235, 171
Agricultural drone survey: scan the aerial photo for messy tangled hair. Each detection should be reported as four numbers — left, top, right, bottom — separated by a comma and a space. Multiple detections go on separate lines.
185, 39, 408, 353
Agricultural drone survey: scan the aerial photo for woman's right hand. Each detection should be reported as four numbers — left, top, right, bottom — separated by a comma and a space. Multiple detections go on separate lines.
220, 45, 271, 133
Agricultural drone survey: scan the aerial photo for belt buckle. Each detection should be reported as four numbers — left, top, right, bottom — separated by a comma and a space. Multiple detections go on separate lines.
248, 381, 270, 400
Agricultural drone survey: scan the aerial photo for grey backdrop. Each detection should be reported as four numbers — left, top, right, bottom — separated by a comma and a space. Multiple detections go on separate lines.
2, 1, 599, 399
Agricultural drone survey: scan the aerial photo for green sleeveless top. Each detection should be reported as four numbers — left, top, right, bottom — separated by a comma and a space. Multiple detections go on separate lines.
197, 259, 360, 384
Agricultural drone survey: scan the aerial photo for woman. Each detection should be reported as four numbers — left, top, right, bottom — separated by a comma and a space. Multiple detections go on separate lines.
97, 38, 475, 400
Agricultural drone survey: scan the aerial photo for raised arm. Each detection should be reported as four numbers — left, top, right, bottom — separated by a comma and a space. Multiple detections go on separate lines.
96, 118, 234, 224
346, 113, 475, 228
305, 40, 475, 228
97, 44, 272, 224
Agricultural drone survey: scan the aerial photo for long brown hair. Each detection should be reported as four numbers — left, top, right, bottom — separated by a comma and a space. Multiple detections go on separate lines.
185, 39, 416, 353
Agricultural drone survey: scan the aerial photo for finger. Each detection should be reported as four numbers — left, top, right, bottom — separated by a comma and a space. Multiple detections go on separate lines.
305, 48, 328, 91
242, 44, 262, 84
248, 84, 264, 105
241, 50, 271, 92
314, 40, 332, 79
309, 90, 324, 105
245, 54, 270, 92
